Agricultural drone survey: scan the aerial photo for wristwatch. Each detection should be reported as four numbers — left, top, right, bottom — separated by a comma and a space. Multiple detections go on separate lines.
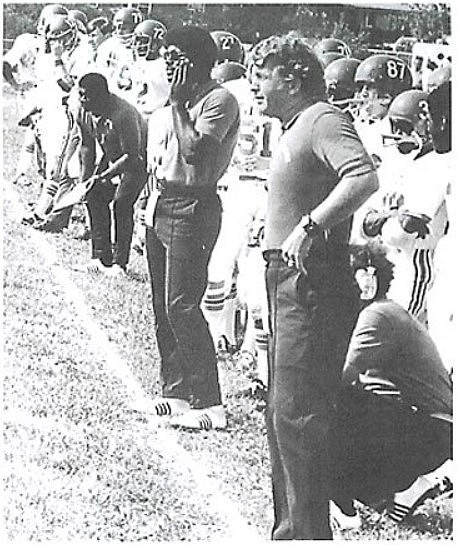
300, 214, 321, 236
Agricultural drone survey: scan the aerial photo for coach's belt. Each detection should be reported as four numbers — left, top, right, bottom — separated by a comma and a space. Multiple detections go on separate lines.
239, 175, 267, 182
156, 179, 215, 198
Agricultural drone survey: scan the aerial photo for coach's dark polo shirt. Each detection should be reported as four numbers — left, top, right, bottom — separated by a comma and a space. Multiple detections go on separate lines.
265, 101, 375, 250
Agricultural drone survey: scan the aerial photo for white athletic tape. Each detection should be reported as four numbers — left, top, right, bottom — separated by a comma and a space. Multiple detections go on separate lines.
4, 183, 264, 542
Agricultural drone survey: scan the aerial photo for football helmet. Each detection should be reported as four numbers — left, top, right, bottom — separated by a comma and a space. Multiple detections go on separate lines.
386, 90, 430, 153
318, 51, 345, 69
132, 20, 167, 59
112, 7, 144, 46
211, 31, 244, 64
325, 57, 361, 105
355, 54, 412, 96
45, 15, 78, 52
67, 9, 88, 34
37, 4, 68, 36
314, 38, 351, 58
212, 61, 246, 84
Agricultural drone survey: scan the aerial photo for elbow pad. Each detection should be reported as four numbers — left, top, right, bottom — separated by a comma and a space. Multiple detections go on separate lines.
362, 210, 391, 238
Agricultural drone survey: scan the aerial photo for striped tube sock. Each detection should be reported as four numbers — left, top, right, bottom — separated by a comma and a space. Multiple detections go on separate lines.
254, 318, 269, 387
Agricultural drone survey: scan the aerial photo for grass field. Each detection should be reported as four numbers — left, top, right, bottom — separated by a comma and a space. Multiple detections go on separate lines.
2, 84, 453, 541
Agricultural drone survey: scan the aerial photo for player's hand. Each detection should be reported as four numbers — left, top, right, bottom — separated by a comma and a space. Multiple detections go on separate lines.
383, 191, 404, 211
240, 155, 257, 172
281, 224, 313, 276
398, 212, 431, 239
49, 39, 64, 59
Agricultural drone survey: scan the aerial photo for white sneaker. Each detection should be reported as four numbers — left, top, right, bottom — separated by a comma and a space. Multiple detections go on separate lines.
388, 474, 451, 523
170, 404, 227, 430
330, 501, 362, 531
108, 264, 127, 278
151, 397, 190, 417
85, 259, 113, 275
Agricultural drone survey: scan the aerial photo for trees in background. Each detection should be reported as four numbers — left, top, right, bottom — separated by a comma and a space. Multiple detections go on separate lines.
3, 3, 451, 48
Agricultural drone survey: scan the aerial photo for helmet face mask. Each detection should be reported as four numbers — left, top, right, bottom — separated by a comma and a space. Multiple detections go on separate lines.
45, 15, 77, 52
354, 84, 392, 121
113, 8, 143, 47
385, 90, 431, 154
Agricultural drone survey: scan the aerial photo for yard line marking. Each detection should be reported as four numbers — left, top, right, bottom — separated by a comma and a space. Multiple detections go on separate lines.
5, 183, 264, 542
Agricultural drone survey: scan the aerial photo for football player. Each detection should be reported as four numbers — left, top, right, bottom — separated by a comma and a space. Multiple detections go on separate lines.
22, 14, 93, 229
202, 40, 281, 393
349, 53, 413, 245
353, 54, 413, 157
129, 19, 171, 256
211, 30, 245, 64
324, 57, 361, 114
313, 37, 352, 58
87, 16, 112, 61
95, 7, 142, 97
362, 90, 448, 326
3, 4, 68, 185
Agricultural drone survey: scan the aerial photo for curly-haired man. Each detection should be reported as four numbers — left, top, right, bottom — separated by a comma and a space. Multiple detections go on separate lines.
251, 34, 379, 539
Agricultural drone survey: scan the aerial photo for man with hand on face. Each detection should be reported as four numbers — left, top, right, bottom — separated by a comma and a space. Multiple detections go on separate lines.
144, 27, 240, 430
250, 34, 378, 539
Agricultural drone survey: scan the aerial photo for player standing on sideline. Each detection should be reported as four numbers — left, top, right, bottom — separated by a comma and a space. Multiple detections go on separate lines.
324, 57, 361, 115
3, 4, 68, 187
363, 90, 448, 325
75, 73, 148, 276
87, 16, 112, 65
21, 13, 93, 231
349, 54, 413, 246
252, 34, 378, 539
129, 19, 171, 256
202, 41, 281, 396
144, 26, 239, 430
95, 7, 142, 98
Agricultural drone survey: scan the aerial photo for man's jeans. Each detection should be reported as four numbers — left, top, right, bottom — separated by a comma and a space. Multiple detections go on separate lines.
146, 191, 222, 409
264, 249, 359, 540
86, 171, 146, 267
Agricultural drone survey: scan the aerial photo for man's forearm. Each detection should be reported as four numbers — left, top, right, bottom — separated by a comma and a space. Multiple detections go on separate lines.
99, 153, 129, 180
308, 170, 379, 230
3, 61, 20, 89
171, 101, 211, 164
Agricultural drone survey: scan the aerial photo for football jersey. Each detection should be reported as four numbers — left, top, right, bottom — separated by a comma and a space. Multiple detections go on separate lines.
95, 37, 135, 97
222, 77, 281, 182
126, 57, 170, 117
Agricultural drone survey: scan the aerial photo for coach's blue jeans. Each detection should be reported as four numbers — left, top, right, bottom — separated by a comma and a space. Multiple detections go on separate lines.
86, 171, 146, 267
264, 249, 359, 540
146, 191, 222, 409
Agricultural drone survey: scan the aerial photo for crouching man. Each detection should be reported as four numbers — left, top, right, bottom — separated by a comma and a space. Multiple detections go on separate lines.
330, 242, 452, 527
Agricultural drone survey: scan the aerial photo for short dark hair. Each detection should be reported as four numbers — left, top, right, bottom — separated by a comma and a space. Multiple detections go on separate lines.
165, 26, 217, 76
350, 242, 394, 299
79, 72, 109, 97
251, 33, 326, 99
